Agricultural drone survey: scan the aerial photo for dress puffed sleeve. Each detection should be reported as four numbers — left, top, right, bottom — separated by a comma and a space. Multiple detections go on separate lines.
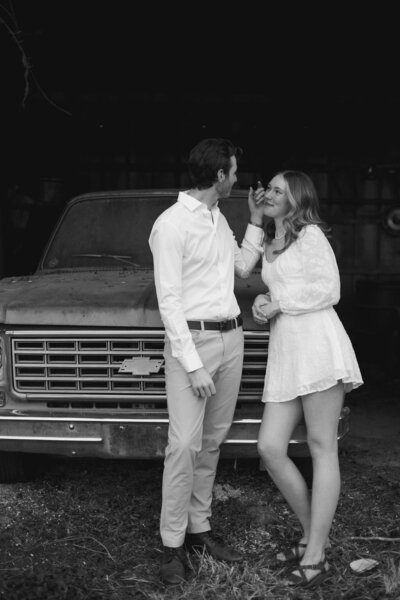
278, 225, 340, 315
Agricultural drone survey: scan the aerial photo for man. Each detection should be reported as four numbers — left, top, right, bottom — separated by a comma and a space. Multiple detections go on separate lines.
149, 138, 265, 584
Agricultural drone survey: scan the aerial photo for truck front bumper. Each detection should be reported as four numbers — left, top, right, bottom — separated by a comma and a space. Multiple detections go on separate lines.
0, 407, 350, 459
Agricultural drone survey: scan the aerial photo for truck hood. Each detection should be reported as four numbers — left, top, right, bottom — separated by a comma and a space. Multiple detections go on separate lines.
0, 269, 267, 329
0, 270, 162, 327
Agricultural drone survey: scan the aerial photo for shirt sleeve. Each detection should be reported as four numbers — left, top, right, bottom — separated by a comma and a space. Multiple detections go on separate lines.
149, 219, 203, 372
278, 225, 340, 315
234, 223, 264, 278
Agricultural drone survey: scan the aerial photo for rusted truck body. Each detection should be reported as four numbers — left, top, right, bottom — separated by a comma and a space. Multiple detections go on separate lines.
0, 190, 350, 482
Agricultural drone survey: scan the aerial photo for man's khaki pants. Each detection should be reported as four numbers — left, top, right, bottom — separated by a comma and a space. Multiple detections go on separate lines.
160, 326, 244, 548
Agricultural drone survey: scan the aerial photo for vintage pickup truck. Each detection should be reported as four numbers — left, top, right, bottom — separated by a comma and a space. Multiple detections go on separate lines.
0, 189, 350, 483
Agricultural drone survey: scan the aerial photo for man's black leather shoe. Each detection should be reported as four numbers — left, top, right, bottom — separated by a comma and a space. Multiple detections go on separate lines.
185, 530, 243, 562
160, 545, 187, 585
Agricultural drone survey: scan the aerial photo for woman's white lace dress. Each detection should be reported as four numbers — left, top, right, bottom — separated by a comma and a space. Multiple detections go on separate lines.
261, 224, 363, 403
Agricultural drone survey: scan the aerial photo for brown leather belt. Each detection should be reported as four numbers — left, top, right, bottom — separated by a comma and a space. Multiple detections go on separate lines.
187, 314, 243, 331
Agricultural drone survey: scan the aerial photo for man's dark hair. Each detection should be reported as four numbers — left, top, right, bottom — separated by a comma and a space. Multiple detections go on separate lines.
187, 138, 243, 189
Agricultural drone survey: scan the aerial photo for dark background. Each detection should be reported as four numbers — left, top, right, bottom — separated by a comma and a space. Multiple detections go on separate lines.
2, 2, 400, 197
1, 2, 400, 373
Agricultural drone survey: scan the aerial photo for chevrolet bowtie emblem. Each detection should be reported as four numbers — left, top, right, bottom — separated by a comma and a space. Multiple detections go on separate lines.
118, 357, 164, 375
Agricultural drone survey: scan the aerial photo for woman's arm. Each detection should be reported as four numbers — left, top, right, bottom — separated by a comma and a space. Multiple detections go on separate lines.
278, 225, 340, 315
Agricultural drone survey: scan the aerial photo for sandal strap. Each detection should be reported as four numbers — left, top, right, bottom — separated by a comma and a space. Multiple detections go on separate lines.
288, 560, 330, 588
293, 543, 307, 559
278, 542, 307, 561
298, 560, 328, 571
288, 566, 309, 584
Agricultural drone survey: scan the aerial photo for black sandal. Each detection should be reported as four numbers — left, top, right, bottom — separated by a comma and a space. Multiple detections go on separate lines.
276, 542, 307, 563
287, 559, 331, 589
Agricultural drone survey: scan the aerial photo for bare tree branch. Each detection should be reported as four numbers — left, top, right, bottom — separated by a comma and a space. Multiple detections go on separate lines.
30, 71, 72, 116
0, 1, 72, 115
0, 12, 30, 106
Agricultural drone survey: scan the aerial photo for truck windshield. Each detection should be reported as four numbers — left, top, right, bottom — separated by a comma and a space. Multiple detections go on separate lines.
40, 195, 173, 270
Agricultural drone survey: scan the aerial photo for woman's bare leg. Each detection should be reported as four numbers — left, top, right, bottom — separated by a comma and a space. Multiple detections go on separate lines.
257, 398, 311, 542
295, 382, 344, 578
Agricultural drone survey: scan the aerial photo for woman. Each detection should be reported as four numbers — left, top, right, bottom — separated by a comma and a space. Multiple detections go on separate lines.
252, 170, 363, 589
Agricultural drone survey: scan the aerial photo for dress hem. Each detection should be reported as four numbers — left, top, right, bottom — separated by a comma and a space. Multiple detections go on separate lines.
262, 373, 364, 404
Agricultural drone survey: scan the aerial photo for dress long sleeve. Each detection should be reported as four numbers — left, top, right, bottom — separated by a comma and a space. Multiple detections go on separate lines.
276, 225, 340, 315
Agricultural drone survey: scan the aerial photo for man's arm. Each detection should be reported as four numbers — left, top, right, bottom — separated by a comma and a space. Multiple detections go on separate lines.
234, 223, 264, 277
234, 185, 265, 277
149, 219, 216, 398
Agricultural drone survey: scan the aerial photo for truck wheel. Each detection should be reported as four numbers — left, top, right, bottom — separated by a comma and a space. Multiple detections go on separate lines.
291, 456, 313, 490
0, 451, 30, 483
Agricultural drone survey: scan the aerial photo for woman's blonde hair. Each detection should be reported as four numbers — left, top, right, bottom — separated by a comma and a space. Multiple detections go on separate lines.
265, 170, 330, 255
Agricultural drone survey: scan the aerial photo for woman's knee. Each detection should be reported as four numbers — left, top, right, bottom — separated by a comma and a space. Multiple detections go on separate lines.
307, 434, 338, 457
257, 438, 286, 466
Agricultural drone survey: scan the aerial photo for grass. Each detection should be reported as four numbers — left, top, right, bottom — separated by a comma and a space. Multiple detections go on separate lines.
0, 441, 399, 600
0, 378, 399, 599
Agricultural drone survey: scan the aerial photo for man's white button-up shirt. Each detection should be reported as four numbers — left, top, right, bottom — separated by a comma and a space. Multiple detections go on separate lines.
149, 191, 263, 372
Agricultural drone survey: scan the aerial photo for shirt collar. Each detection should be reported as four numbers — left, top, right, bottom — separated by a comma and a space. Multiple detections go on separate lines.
178, 191, 220, 215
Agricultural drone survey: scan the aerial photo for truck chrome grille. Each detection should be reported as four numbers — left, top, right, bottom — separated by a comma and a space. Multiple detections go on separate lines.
10, 330, 268, 405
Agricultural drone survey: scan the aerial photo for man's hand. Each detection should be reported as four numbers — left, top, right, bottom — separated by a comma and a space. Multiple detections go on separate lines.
248, 180, 265, 225
187, 367, 216, 399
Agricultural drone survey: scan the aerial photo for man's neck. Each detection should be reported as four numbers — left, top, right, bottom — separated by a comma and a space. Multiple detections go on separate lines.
187, 188, 219, 211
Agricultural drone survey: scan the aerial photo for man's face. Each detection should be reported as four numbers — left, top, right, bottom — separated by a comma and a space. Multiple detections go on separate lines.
215, 155, 238, 198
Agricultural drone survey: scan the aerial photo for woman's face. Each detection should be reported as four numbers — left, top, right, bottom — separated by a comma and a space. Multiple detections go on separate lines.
263, 174, 291, 220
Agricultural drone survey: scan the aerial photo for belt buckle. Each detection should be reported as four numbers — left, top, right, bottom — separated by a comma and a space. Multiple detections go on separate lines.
219, 320, 228, 331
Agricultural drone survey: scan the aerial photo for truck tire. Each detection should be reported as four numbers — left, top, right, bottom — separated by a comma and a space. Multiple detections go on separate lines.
0, 451, 30, 483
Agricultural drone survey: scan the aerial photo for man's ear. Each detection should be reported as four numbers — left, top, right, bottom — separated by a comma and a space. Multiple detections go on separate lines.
217, 169, 225, 182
